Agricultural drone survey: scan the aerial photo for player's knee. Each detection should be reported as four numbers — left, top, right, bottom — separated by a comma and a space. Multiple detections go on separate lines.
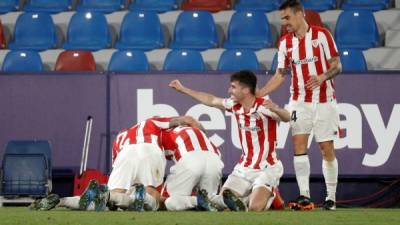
164, 198, 179, 211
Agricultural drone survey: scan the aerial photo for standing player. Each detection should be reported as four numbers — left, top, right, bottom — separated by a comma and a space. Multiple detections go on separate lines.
160, 125, 224, 211
258, 0, 342, 210
169, 70, 290, 211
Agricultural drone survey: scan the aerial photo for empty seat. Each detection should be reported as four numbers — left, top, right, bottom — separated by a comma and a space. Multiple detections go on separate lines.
0, 20, 6, 49
77, 0, 125, 14
224, 11, 273, 50
129, 0, 179, 13
24, 0, 73, 13
217, 49, 260, 71
170, 11, 218, 50
115, 11, 164, 51
342, 0, 389, 11
2, 50, 43, 72
0, 0, 19, 14
163, 50, 206, 72
335, 10, 379, 50
301, 0, 336, 12
8, 13, 57, 51
55, 50, 96, 71
234, 0, 280, 12
181, 0, 231, 12
385, 29, 400, 47
339, 49, 367, 72
108, 50, 150, 72
280, 10, 324, 38
1, 140, 52, 197
63, 12, 112, 51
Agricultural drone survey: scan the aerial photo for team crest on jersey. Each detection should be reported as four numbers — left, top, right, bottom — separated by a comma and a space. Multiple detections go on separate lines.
312, 39, 319, 48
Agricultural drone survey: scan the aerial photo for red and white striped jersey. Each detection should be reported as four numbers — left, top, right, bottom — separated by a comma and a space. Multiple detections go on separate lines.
162, 126, 221, 162
223, 97, 278, 169
277, 25, 339, 103
111, 117, 172, 163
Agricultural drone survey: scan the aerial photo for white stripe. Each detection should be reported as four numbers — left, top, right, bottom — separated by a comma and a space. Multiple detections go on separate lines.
258, 115, 270, 168
186, 129, 202, 150
239, 114, 248, 167
306, 30, 320, 102
136, 121, 146, 143
320, 31, 332, 60
249, 115, 260, 168
152, 120, 170, 129
277, 39, 287, 69
202, 132, 214, 153
176, 136, 188, 158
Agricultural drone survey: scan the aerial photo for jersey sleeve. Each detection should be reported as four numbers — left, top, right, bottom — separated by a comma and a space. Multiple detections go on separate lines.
222, 98, 235, 112
320, 28, 339, 60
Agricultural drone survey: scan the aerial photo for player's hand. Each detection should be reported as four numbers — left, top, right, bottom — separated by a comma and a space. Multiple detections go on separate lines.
263, 99, 278, 111
305, 75, 325, 90
169, 80, 184, 92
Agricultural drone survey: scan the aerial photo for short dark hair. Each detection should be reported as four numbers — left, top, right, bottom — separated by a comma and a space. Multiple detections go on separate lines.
279, 0, 304, 12
230, 70, 257, 95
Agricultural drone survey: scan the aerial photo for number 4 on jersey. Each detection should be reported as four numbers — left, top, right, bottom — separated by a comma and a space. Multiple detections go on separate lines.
291, 110, 297, 122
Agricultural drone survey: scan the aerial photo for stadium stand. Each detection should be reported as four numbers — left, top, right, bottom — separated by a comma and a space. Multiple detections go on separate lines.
234, 0, 281, 12
115, 10, 165, 51
8, 12, 57, 51
63, 12, 112, 51
341, 0, 390, 11
128, 0, 179, 13
0, 140, 52, 206
0, 0, 19, 14
108, 50, 150, 72
170, 11, 219, 50
1, 50, 43, 72
223, 11, 273, 50
339, 49, 368, 72
77, 0, 125, 14
24, 0, 73, 14
0, 20, 6, 49
385, 29, 400, 47
270, 52, 278, 72
163, 49, 206, 71
335, 10, 380, 50
181, 0, 231, 13
280, 10, 324, 39
301, 0, 337, 12
54, 50, 96, 71
217, 49, 260, 71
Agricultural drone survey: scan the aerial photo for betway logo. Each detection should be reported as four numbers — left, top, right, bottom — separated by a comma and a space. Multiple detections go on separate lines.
137, 89, 400, 167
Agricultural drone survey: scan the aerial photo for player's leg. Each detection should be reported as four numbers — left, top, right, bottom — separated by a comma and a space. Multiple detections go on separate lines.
315, 101, 340, 210
288, 101, 314, 210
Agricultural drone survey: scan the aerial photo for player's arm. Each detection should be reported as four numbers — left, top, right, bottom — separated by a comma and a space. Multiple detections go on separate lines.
257, 68, 287, 97
305, 56, 342, 90
169, 80, 225, 110
263, 99, 290, 122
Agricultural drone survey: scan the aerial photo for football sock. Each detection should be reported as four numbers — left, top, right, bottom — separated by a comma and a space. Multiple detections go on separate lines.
323, 158, 338, 202
209, 194, 227, 209
144, 193, 159, 211
164, 196, 197, 211
60, 196, 80, 209
294, 154, 311, 198
109, 192, 131, 208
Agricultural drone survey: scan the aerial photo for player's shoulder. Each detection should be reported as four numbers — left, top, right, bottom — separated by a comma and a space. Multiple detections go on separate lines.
311, 25, 332, 36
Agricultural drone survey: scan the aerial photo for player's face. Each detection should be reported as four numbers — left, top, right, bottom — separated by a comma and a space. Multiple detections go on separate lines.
228, 81, 248, 102
280, 8, 303, 33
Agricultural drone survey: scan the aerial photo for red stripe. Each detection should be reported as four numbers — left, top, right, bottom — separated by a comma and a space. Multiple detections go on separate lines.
287, 35, 298, 101
253, 116, 265, 169
211, 143, 220, 156
312, 28, 327, 103
267, 117, 277, 142
321, 28, 338, 58
192, 128, 208, 151
235, 114, 245, 164
266, 141, 276, 165
180, 130, 195, 152
299, 36, 312, 102
243, 115, 254, 167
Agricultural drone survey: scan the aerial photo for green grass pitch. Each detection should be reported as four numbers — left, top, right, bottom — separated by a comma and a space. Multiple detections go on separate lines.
1, 208, 400, 225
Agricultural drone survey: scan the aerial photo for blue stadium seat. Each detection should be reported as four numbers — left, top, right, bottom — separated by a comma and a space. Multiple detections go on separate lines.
339, 49, 368, 72
163, 50, 206, 72
223, 11, 273, 50
63, 12, 112, 51
24, 0, 73, 13
1, 140, 52, 197
77, 0, 125, 14
8, 13, 57, 51
335, 10, 379, 50
108, 50, 150, 72
170, 11, 218, 50
129, 0, 179, 13
217, 49, 260, 71
234, 0, 281, 12
115, 10, 164, 51
301, 0, 336, 12
341, 0, 389, 11
0, 0, 19, 14
2, 50, 43, 72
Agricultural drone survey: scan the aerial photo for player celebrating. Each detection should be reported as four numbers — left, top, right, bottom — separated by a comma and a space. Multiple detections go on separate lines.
258, 0, 342, 210
169, 70, 290, 211
160, 125, 224, 211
